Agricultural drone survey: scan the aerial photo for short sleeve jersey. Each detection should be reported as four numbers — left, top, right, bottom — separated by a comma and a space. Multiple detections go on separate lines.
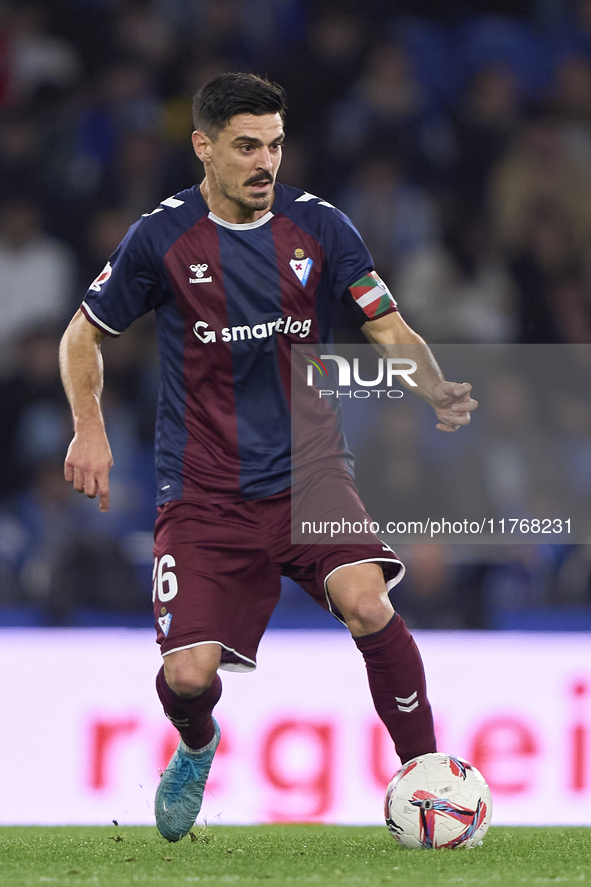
81, 183, 397, 504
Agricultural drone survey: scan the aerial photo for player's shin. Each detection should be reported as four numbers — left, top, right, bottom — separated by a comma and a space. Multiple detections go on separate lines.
354, 613, 436, 764
156, 666, 222, 750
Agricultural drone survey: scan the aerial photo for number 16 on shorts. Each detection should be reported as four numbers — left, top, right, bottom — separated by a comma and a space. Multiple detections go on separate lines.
152, 554, 179, 602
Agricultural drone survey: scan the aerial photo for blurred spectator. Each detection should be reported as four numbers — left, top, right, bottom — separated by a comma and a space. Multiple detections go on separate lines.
0, 325, 70, 497
236, 0, 307, 62
552, 53, 591, 122
0, 197, 74, 372
0, 2, 12, 107
0, 322, 156, 621
325, 42, 434, 189
193, 0, 250, 64
555, 544, 591, 605
337, 153, 439, 275
507, 197, 591, 342
4, 2, 80, 106
112, 1, 175, 72
15, 460, 145, 623
454, 62, 522, 216
277, 136, 314, 192
355, 401, 446, 528
272, 9, 367, 139
392, 544, 486, 629
100, 131, 187, 220
481, 545, 558, 620
76, 207, 135, 302
161, 55, 228, 142
394, 213, 517, 343
0, 110, 44, 200
457, 13, 551, 95
550, 276, 591, 343
489, 106, 591, 251
547, 0, 591, 61
550, 53, 591, 164
553, 390, 591, 501
59, 62, 162, 203
475, 370, 564, 517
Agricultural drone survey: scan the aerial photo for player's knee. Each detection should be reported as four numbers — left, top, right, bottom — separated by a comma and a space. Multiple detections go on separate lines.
327, 564, 394, 635
166, 672, 215, 698
163, 645, 221, 698
340, 593, 394, 637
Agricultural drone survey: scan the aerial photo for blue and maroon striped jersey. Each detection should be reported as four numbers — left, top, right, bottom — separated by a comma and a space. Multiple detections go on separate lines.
81, 183, 397, 504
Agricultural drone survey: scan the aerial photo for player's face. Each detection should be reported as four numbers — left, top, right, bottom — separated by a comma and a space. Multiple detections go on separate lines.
193, 113, 284, 221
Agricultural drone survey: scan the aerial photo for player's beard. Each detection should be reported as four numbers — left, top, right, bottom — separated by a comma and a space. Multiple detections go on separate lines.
239, 193, 272, 211
222, 172, 275, 213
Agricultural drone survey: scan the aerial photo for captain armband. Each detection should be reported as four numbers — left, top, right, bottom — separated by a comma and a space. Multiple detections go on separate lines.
348, 271, 397, 321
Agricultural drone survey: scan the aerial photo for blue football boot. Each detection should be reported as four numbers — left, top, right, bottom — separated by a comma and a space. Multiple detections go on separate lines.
155, 719, 220, 841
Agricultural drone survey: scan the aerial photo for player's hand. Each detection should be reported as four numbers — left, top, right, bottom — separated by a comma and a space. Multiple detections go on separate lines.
64, 428, 113, 512
431, 381, 478, 433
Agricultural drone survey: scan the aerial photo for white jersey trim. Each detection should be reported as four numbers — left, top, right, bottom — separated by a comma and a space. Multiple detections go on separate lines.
323, 556, 405, 625
82, 301, 122, 337
208, 211, 274, 230
161, 639, 256, 672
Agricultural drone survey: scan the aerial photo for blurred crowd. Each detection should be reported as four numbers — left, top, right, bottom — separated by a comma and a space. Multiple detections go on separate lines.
2, 0, 591, 628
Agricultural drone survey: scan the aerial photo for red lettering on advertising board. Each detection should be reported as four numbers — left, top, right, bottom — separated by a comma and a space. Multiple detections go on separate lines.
570, 681, 589, 792
261, 719, 334, 821
89, 719, 139, 790
368, 721, 399, 789
470, 716, 539, 795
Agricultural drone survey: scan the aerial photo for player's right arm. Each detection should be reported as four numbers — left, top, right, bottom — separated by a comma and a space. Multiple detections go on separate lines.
59, 309, 113, 512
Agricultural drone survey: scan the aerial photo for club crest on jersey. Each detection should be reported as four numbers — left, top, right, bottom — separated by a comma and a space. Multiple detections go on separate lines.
89, 261, 112, 292
290, 256, 313, 286
158, 612, 173, 637
189, 263, 213, 284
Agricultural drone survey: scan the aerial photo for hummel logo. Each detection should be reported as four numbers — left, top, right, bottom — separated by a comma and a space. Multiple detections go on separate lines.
166, 714, 190, 728
189, 263, 213, 284
395, 690, 419, 713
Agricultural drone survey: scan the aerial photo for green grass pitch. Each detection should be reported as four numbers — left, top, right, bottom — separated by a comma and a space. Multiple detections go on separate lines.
0, 825, 589, 886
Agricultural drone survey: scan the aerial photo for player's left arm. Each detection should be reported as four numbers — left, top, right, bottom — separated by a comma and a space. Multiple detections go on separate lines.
361, 309, 478, 433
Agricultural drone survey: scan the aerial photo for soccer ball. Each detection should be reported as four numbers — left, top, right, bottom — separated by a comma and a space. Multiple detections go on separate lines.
384, 753, 492, 849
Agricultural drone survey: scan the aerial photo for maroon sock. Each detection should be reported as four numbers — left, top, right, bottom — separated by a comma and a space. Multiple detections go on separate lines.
156, 667, 222, 751
354, 613, 436, 764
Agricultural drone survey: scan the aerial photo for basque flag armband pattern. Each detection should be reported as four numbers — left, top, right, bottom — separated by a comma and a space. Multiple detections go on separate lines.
349, 271, 397, 320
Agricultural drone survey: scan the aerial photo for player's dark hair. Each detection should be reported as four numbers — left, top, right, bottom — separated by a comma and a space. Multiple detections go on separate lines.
192, 73, 286, 137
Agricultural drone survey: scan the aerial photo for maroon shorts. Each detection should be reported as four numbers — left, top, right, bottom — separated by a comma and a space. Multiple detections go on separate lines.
152, 479, 403, 670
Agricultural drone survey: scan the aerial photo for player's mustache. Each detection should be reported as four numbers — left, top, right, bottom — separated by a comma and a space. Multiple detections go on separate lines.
244, 172, 274, 185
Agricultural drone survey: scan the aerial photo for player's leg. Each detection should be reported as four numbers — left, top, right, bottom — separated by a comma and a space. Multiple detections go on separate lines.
157, 643, 223, 750
327, 561, 436, 764
153, 499, 282, 840
287, 469, 436, 764
155, 645, 223, 843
